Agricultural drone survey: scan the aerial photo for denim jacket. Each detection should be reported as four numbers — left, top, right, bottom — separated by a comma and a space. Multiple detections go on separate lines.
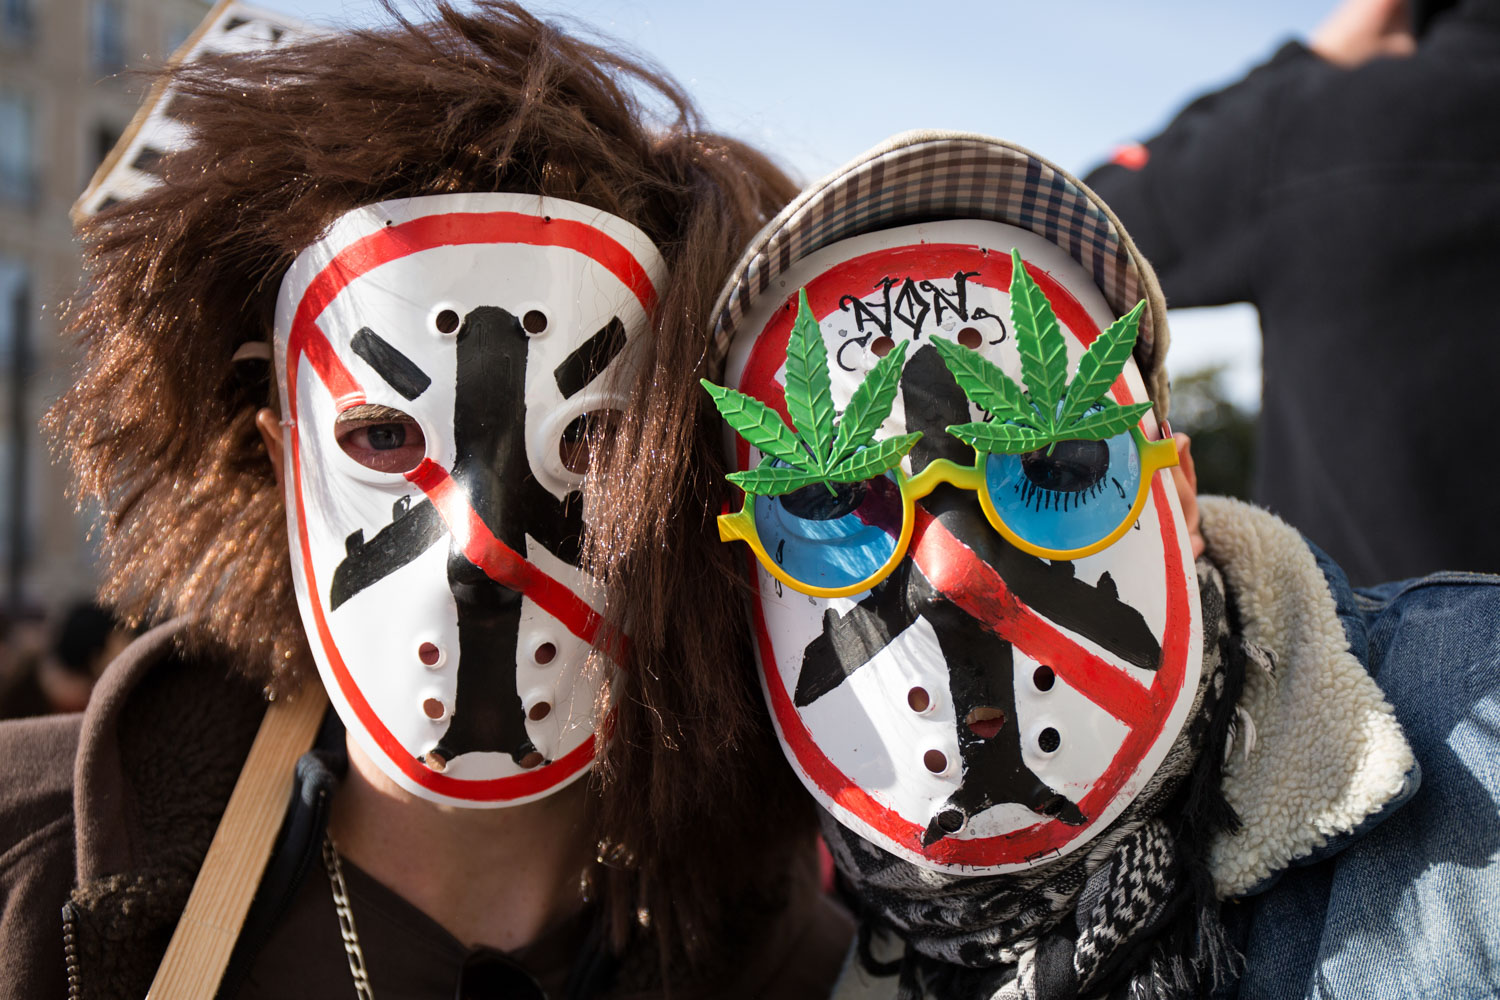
1224, 527, 1500, 999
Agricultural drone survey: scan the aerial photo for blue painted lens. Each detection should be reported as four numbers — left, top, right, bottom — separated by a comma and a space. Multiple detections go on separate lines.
753, 474, 905, 591
983, 431, 1142, 553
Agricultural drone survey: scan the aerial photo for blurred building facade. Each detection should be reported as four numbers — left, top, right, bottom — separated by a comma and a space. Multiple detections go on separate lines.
0, 0, 209, 615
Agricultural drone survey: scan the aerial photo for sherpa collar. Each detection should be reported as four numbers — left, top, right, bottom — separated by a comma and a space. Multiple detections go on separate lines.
1201, 496, 1418, 898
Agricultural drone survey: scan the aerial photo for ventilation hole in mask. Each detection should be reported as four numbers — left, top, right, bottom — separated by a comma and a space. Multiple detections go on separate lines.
907, 686, 931, 712
870, 335, 895, 357
923, 749, 947, 773
528, 701, 552, 722
435, 309, 460, 334
1033, 665, 1055, 691
534, 642, 556, 665
519, 751, 545, 770
936, 809, 965, 833
422, 698, 445, 720
418, 642, 441, 667
1038, 727, 1061, 753
522, 309, 548, 334
957, 326, 983, 349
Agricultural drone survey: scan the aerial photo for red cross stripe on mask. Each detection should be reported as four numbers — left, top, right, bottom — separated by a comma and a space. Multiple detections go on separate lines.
752, 480, 1192, 867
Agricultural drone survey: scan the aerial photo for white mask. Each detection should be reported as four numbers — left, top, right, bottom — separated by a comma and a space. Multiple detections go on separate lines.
273, 193, 664, 807
717, 220, 1202, 873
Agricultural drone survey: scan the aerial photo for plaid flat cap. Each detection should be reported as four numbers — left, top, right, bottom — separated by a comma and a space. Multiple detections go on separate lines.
708, 130, 1173, 416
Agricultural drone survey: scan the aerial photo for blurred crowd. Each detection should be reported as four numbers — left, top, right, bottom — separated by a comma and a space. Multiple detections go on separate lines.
0, 601, 130, 719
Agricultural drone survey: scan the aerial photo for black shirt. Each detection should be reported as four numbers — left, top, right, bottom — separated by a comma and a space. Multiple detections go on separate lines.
1085, 0, 1500, 584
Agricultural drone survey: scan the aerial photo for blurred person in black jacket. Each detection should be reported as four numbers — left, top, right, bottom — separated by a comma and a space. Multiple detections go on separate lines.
0, 601, 127, 719
1084, 0, 1498, 585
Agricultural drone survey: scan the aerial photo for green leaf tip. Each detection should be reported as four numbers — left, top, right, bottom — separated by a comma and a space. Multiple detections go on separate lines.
783, 288, 835, 476
1008, 248, 1068, 431
699, 378, 810, 470
702, 288, 920, 497
931, 250, 1152, 456
1056, 299, 1147, 428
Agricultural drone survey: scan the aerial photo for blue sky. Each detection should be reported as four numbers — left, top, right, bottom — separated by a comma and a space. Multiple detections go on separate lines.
246, 0, 1334, 407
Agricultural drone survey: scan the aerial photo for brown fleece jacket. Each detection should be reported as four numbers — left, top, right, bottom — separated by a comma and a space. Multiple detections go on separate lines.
0, 623, 853, 1000
0, 621, 264, 1000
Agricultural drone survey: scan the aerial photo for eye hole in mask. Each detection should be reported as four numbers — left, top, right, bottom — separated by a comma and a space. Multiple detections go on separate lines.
558, 409, 621, 475
334, 403, 426, 474
752, 468, 905, 592
980, 423, 1142, 553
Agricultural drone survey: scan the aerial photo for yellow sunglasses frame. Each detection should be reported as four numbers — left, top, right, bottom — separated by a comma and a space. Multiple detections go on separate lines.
718, 427, 1180, 599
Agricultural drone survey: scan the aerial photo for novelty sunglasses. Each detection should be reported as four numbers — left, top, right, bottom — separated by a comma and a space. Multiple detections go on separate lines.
705, 255, 1177, 599
718, 425, 1179, 598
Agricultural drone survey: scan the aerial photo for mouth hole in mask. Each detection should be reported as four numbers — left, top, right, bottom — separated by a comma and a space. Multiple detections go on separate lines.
559, 410, 620, 475
335, 403, 426, 474
965, 706, 1006, 740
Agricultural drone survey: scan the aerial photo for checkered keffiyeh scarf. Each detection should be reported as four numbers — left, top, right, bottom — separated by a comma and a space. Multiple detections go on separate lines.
830, 560, 1267, 1000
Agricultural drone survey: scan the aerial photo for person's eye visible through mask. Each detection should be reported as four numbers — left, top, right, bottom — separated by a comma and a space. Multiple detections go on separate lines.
334, 403, 426, 473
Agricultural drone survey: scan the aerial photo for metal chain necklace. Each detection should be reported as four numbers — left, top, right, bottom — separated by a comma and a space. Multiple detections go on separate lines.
322, 836, 376, 1000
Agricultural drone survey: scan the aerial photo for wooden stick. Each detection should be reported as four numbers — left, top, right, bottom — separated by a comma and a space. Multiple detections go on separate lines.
147, 684, 328, 999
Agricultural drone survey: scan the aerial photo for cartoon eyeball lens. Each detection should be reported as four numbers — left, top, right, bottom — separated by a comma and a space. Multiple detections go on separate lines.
273, 192, 663, 807
706, 133, 1202, 874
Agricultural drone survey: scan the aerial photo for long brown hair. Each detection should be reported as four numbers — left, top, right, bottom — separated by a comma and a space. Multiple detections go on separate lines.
48, 1, 809, 979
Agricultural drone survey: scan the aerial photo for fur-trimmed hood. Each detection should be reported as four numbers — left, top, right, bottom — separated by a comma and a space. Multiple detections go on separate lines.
1200, 497, 1418, 898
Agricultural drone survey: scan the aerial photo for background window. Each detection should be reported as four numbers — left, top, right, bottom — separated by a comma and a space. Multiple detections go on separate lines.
0, 94, 33, 203
0, 260, 31, 600
91, 0, 125, 73
0, 0, 33, 41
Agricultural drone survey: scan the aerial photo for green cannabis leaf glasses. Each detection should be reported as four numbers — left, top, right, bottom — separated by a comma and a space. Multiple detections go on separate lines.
703, 252, 1178, 598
